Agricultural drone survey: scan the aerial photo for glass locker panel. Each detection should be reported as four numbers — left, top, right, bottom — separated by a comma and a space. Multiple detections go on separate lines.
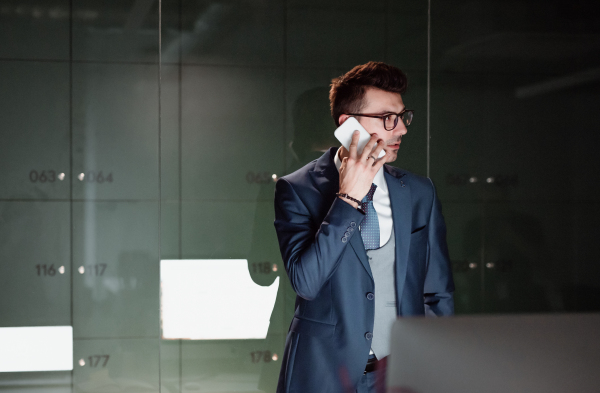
442, 202, 483, 314
72, 63, 159, 201
482, 202, 576, 313
0, 61, 70, 200
181, 66, 284, 202
288, 0, 385, 10
286, 8, 385, 68
386, 0, 428, 72
0, 201, 70, 327
430, 69, 593, 203
73, 338, 159, 392
180, 0, 284, 66
159, 0, 180, 65
72, 0, 159, 63
160, 201, 180, 260
159, 64, 180, 201
72, 201, 159, 338
562, 85, 600, 202
430, 0, 600, 75
181, 339, 282, 393
159, 340, 180, 393
429, 72, 492, 203
181, 201, 280, 266
0, 0, 69, 60
571, 203, 600, 311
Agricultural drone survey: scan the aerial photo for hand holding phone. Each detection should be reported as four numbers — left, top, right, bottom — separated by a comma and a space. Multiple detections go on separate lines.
334, 117, 385, 158
333, 117, 387, 206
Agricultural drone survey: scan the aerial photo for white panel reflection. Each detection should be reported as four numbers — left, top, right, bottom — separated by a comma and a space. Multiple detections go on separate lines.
0, 326, 73, 372
161, 259, 279, 340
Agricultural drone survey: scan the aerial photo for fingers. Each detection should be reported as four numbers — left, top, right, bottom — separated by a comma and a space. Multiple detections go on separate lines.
372, 146, 387, 171
348, 130, 360, 158
362, 138, 386, 170
340, 156, 348, 172
371, 139, 386, 161
360, 133, 380, 160
373, 153, 387, 171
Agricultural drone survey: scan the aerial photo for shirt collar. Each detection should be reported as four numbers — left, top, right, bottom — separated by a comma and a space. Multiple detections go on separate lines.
333, 147, 387, 193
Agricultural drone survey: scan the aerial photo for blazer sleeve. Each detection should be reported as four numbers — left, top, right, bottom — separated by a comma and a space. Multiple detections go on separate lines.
423, 178, 455, 316
273, 177, 366, 301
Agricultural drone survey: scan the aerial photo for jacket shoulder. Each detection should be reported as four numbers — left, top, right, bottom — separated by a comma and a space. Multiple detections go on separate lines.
385, 165, 436, 197
274, 159, 324, 216
278, 159, 320, 192
385, 165, 431, 185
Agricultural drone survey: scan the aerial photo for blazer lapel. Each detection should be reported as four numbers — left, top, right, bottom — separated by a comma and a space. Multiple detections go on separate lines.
309, 147, 373, 280
350, 224, 372, 280
384, 165, 412, 314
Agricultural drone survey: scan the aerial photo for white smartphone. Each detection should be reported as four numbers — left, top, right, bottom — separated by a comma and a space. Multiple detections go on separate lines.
334, 117, 386, 158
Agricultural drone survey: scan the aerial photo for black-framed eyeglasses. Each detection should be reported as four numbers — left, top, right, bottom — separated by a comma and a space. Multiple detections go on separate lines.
346, 110, 414, 131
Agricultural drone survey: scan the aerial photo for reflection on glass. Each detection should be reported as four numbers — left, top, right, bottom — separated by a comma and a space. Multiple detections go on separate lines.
0, 326, 73, 372
161, 259, 279, 340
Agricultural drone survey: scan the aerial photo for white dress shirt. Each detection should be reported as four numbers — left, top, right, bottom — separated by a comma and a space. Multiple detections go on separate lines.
333, 147, 393, 247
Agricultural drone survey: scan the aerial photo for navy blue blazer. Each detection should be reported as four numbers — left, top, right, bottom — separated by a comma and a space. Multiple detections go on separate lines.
274, 147, 454, 393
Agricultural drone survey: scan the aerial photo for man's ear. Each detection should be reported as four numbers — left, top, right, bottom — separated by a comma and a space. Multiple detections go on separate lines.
338, 114, 350, 126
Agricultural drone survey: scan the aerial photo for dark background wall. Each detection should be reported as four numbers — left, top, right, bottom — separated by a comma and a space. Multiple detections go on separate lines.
0, 0, 599, 391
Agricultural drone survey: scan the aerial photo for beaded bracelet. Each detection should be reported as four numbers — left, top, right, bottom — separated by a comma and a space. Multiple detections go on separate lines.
335, 193, 365, 213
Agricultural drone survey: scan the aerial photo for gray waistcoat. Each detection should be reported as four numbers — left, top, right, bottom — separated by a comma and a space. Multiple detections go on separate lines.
366, 225, 396, 359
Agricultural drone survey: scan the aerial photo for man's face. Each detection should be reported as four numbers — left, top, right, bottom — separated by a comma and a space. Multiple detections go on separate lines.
341, 87, 408, 164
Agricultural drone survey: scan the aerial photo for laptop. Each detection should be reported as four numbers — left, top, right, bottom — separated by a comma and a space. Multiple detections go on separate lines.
387, 313, 600, 393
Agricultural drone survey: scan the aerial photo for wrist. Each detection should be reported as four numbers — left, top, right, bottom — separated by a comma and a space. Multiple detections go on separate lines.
336, 193, 362, 212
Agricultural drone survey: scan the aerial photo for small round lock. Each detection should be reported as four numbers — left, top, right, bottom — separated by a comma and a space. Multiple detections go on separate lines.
366, 292, 375, 301
365, 332, 373, 340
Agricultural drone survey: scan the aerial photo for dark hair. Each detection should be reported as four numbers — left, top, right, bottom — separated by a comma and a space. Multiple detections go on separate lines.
329, 61, 408, 126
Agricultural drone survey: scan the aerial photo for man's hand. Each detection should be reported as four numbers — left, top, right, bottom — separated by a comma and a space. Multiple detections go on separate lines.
338, 131, 386, 208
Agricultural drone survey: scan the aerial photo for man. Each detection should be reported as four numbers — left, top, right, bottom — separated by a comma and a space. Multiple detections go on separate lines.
273, 62, 454, 393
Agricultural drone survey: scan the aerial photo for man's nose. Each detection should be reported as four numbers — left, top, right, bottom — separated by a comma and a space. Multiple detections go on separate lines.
394, 122, 408, 135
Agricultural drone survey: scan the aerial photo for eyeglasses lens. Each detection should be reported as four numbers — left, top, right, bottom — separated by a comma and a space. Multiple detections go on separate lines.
402, 111, 413, 127
383, 111, 413, 130
383, 114, 398, 131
